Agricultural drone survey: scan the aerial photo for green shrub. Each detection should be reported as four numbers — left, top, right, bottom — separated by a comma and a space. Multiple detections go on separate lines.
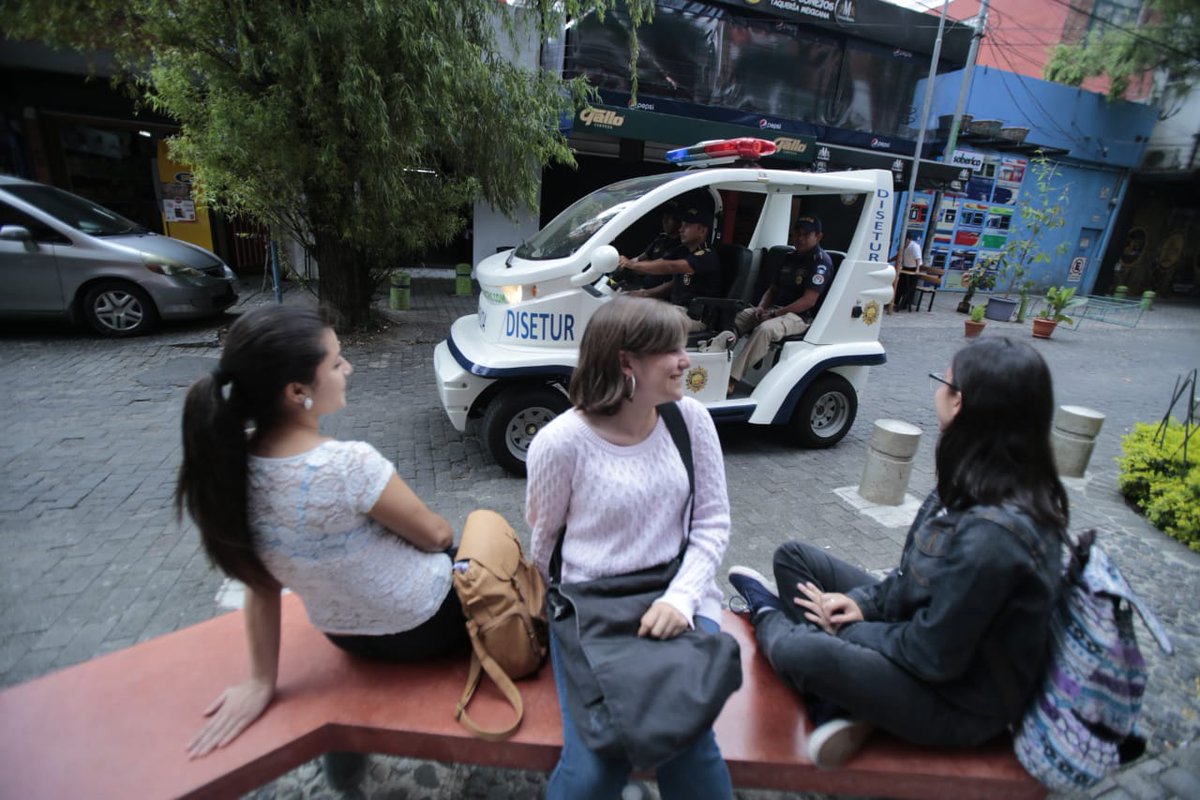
1117, 420, 1200, 552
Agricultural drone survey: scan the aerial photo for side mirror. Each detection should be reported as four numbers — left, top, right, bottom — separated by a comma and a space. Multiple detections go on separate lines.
0, 225, 37, 252
569, 244, 620, 287
0, 225, 33, 242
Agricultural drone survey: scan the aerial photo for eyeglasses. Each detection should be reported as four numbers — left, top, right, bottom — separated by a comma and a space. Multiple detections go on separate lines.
928, 372, 959, 393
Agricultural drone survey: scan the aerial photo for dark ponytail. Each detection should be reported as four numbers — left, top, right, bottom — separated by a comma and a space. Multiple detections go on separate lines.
175, 306, 328, 588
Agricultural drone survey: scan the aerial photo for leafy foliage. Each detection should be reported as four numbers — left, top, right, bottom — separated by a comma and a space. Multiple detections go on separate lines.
1118, 421, 1200, 552
1038, 286, 1077, 323
969, 303, 987, 323
1, 0, 654, 326
996, 152, 1070, 297
1044, 0, 1200, 103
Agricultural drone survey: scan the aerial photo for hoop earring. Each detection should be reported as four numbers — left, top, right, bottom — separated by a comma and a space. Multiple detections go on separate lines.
303, 396, 314, 411
623, 373, 636, 401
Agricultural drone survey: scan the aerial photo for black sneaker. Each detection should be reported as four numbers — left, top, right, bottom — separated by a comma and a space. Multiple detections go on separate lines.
728, 566, 783, 619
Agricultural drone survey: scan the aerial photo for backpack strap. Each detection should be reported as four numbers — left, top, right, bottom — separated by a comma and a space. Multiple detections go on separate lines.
549, 401, 694, 586
455, 627, 525, 740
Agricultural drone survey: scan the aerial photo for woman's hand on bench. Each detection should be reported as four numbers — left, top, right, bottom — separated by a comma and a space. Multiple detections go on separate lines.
188, 677, 275, 758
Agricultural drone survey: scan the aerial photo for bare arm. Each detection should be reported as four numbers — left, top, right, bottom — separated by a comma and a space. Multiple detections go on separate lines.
188, 584, 282, 757
630, 280, 673, 300
626, 256, 693, 276
369, 474, 454, 552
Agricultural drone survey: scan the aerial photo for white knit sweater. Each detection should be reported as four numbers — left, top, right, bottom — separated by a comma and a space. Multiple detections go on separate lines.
526, 396, 729, 624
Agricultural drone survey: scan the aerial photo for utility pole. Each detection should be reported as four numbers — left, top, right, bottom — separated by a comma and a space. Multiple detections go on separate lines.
943, 0, 990, 158
898, 0, 949, 243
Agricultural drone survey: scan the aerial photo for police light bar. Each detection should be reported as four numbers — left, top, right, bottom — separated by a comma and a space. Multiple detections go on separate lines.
665, 138, 778, 167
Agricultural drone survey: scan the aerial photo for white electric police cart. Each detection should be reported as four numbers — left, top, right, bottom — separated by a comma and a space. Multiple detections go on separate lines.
434, 138, 896, 475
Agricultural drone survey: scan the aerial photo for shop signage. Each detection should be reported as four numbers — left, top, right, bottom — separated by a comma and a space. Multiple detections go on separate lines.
950, 150, 985, 172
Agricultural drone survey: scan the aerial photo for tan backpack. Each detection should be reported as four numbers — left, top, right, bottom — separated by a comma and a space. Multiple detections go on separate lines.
452, 509, 548, 740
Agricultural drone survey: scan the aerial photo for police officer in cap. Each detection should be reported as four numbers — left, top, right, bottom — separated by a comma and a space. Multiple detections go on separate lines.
619, 203, 721, 332
729, 214, 833, 392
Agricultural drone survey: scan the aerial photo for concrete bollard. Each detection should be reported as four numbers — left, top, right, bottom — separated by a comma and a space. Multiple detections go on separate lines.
455, 263, 473, 297
1140, 290, 1156, 310
1051, 405, 1105, 478
859, 419, 923, 505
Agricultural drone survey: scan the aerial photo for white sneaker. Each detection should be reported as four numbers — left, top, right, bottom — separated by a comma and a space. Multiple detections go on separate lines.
807, 718, 874, 769
699, 330, 737, 352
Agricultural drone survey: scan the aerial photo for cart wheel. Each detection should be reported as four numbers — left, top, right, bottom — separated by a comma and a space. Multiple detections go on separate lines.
483, 385, 570, 476
789, 373, 857, 448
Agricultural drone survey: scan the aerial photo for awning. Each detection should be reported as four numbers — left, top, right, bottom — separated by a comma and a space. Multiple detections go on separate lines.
810, 143, 967, 192
571, 105, 816, 165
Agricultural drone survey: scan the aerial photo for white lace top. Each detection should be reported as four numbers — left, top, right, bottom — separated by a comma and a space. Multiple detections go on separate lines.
248, 440, 451, 635
526, 397, 729, 624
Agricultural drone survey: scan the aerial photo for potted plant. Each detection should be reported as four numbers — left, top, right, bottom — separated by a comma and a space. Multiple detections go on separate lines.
987, 152, 1071, 322
956, 263, 997, 314
964, 303, 987, 337
1032, 286, 1076, 339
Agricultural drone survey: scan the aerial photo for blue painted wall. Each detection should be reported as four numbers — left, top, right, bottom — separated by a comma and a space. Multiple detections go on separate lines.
903, 67, 1159, 292
927, 66, 1157, 167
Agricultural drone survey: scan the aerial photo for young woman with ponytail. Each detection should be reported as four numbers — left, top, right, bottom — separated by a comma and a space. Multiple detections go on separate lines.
176, 305, 465, 757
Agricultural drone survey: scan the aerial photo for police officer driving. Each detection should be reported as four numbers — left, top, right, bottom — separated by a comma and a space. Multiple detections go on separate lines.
619, 203, 721, 332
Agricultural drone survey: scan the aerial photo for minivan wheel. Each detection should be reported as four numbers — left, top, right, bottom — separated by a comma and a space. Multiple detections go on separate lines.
82, 281, 159, 337
482, 385, 570, 476
789, 373, 857, 448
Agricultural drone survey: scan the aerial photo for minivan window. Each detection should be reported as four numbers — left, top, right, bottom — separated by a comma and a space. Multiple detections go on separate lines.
3, 184, 149, 237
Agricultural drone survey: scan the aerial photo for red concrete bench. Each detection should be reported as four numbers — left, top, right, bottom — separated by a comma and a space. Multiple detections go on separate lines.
0, 594, 1044, 799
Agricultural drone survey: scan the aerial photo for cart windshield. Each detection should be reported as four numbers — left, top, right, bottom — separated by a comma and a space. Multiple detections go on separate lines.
514, 173, 680, 261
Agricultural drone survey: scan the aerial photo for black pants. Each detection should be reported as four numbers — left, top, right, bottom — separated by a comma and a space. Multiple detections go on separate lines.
325, 588, 469, 661
754, 541, 1005, 747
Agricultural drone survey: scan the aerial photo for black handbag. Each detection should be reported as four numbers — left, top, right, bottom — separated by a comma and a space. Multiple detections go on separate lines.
547, 402, 743, 770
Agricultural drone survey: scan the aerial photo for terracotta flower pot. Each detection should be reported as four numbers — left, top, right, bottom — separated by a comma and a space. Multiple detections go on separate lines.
964, 319, 986, 338
1032, 318, 1058, 339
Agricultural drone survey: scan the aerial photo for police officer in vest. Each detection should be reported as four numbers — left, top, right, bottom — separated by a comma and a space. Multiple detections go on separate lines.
619, 204, 721, 332
728, 214, 833, 393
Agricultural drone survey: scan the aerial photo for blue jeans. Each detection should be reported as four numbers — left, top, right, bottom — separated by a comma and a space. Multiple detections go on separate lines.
546, 616, 733, 800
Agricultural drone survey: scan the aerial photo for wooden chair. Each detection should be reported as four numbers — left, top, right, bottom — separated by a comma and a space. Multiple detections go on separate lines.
911, 267, 946, 312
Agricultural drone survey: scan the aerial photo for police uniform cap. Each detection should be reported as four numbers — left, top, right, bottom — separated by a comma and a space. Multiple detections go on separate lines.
794, 215, 822, 233
680, 206, 711, 225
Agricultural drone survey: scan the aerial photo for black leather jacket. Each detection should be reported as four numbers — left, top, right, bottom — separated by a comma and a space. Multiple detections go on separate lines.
844, 491, 1062, 722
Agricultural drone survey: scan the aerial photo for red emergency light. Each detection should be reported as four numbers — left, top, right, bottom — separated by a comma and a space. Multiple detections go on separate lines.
666, 138, 778, 166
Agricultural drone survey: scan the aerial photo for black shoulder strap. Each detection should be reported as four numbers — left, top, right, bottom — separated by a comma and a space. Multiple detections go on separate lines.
549, 402, 694, 586
658, 401, 694, 497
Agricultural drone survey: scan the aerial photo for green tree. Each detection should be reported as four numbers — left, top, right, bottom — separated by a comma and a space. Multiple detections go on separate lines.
2, 0, 652, 327
995, 152, 1071, 315
1044, 0, 1200, 103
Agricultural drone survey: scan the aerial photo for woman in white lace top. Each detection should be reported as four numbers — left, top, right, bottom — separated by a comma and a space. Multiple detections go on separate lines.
176, 306, 464, 758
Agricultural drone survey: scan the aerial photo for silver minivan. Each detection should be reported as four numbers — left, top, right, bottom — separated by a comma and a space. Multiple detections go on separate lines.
0, 176, 237, 336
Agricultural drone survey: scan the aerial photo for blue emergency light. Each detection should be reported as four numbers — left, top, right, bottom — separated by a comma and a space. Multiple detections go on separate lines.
665, 138, 778, 166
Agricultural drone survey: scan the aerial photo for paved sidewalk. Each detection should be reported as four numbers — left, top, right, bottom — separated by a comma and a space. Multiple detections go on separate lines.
1, 276, 1197, 798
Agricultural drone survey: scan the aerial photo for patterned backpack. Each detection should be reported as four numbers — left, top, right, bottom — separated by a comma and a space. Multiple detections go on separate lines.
1012, 529, 1173, 791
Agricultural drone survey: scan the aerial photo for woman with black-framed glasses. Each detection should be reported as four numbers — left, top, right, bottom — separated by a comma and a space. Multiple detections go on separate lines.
729, 337, 1067, 769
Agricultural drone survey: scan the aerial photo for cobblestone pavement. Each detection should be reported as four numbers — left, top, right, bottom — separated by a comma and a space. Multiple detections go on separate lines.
1, 276, 1197, 799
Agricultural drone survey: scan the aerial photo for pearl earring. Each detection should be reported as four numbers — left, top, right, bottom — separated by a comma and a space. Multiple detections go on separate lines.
303, 396, 314, 411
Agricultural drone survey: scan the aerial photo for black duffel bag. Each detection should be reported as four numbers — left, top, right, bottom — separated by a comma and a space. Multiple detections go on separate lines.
546, 402, 743, 770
